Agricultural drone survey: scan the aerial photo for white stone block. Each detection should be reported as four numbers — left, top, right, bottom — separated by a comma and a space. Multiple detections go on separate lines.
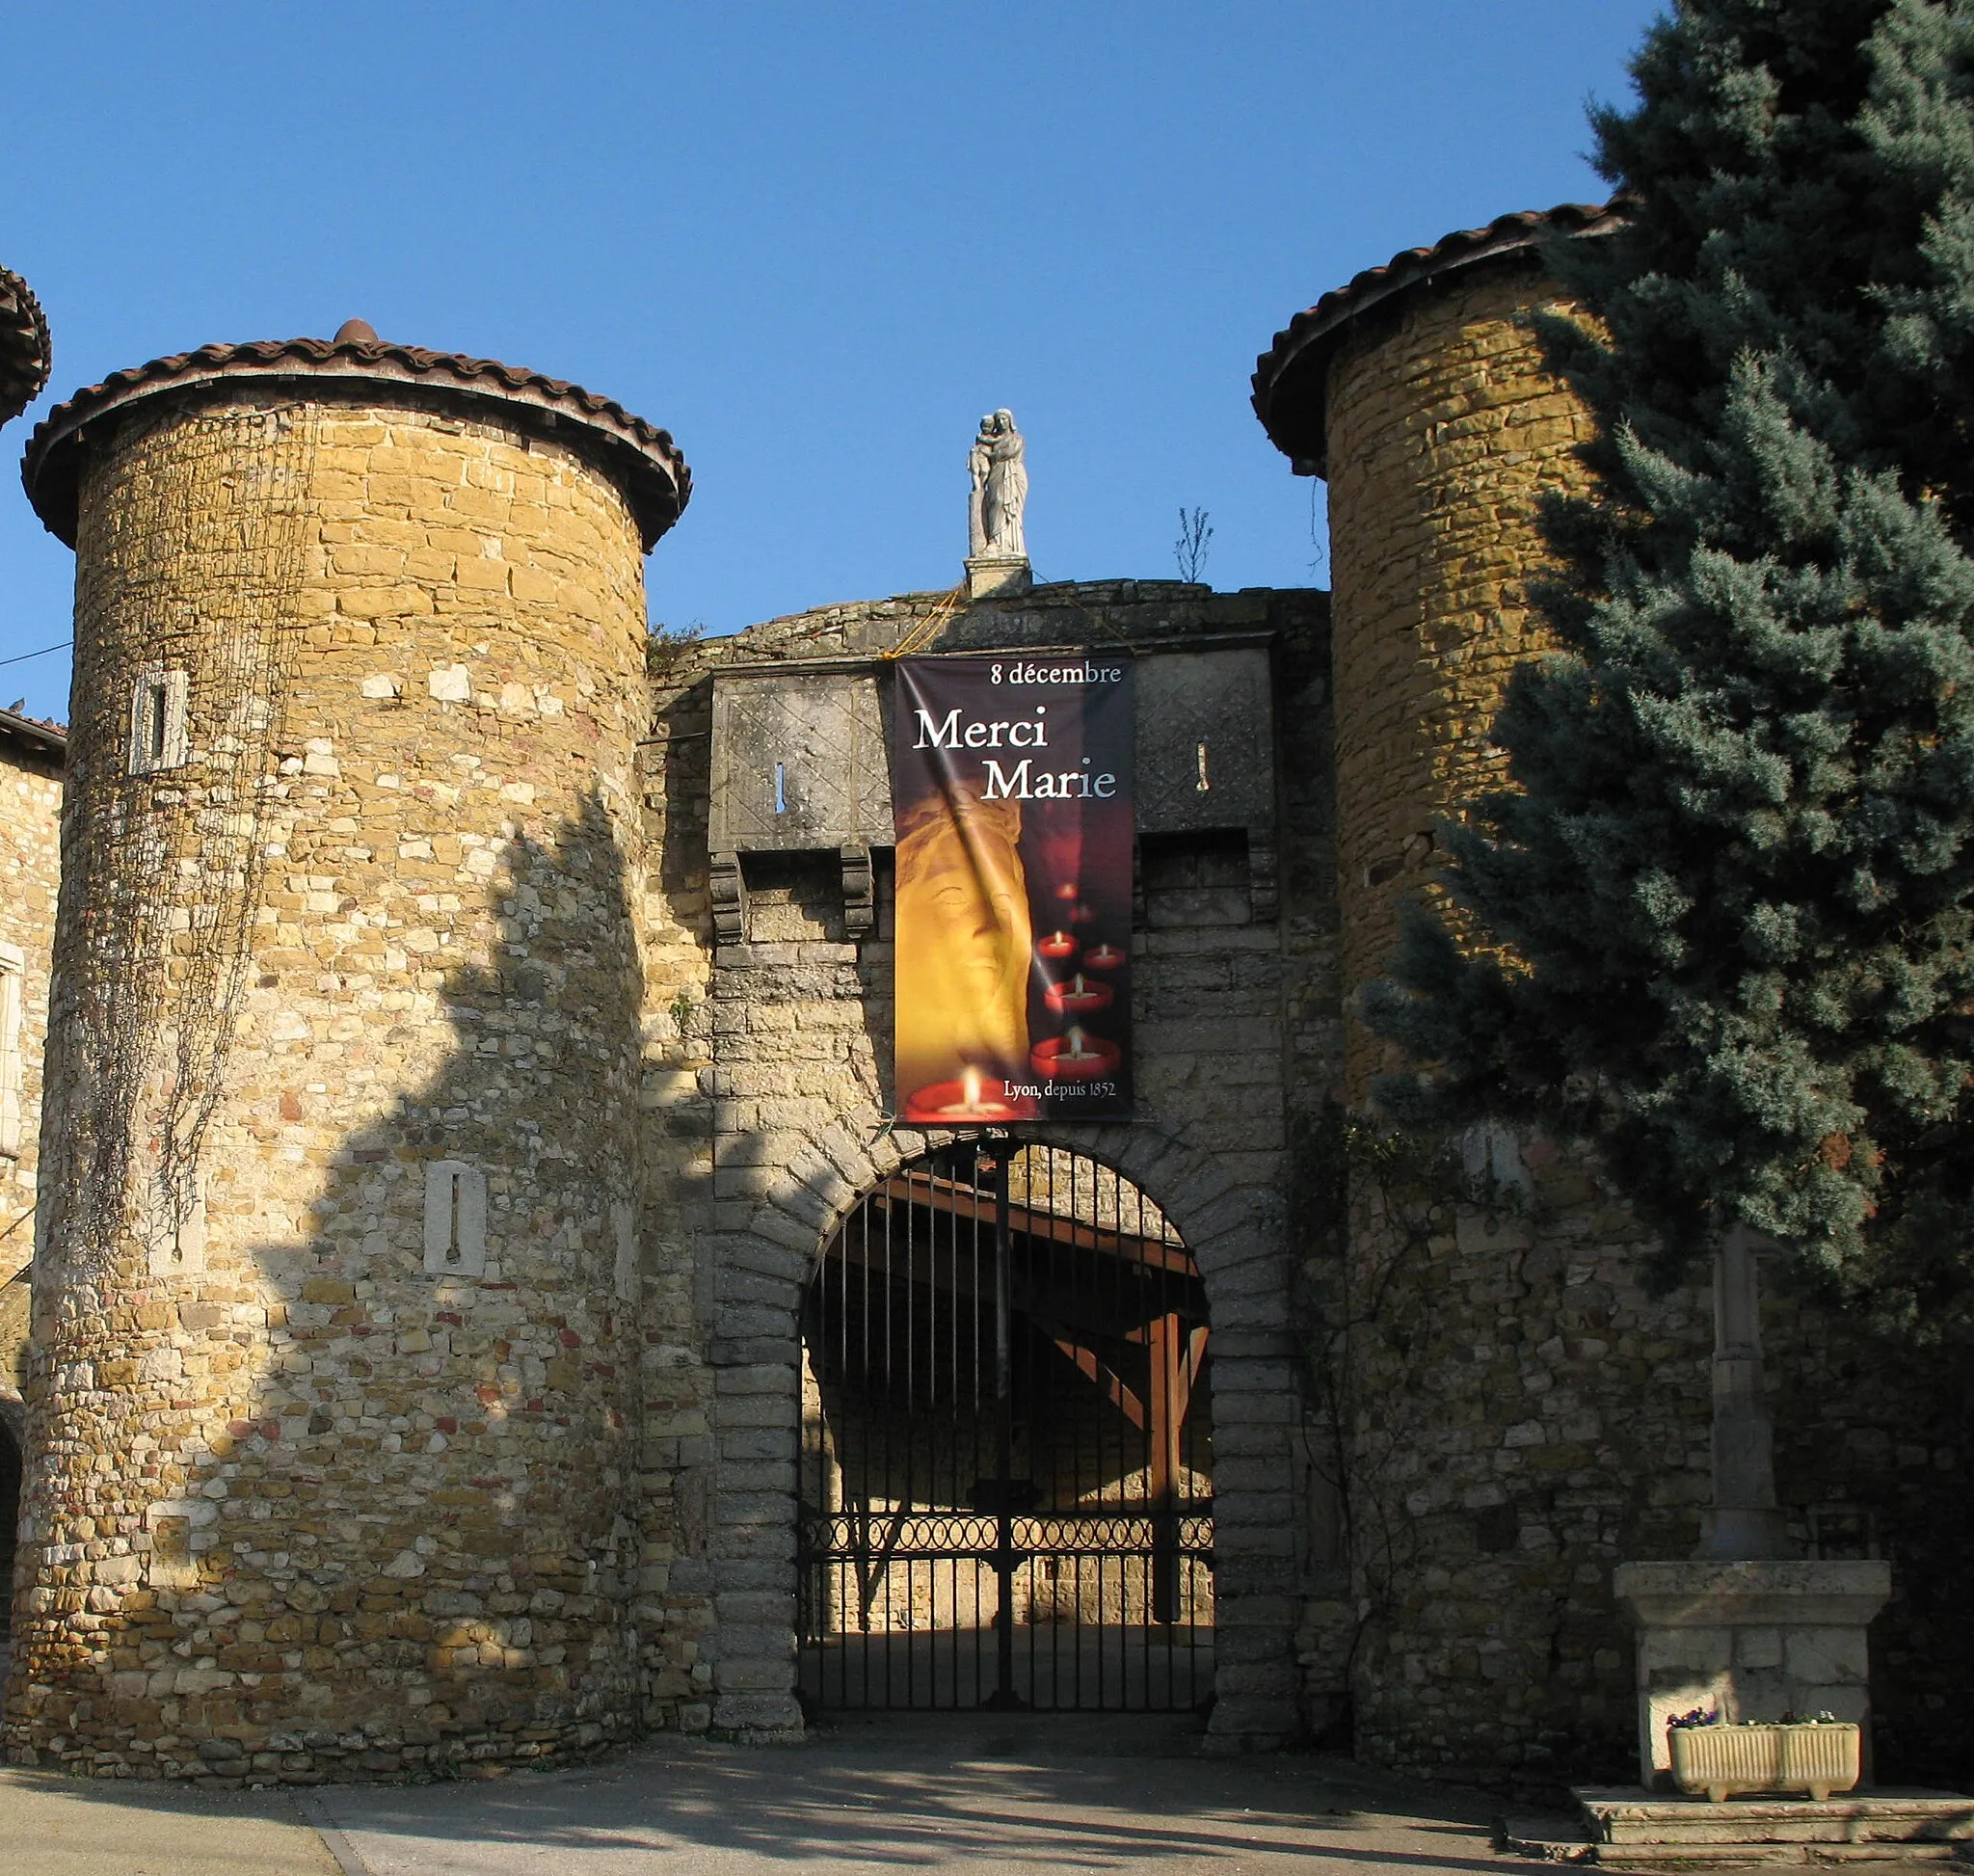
1785, 1625, 1870, 1685
423, 1160, 487, 1277
1736, 1625, 1783, 1670
1642, 1625, 1732, 1674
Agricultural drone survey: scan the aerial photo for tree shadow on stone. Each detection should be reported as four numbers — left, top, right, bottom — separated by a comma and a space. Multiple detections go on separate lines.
14, 791, 653, 1785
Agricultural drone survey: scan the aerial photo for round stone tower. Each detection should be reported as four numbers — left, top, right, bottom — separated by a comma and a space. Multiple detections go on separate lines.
7, 322, 688, 1779
1252, 204, 1616, 1097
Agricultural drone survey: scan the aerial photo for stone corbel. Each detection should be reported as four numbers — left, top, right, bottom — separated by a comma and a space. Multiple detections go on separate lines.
709, 850, 747, 944
1249, 833, 1279, 924
840, 844, 875, 937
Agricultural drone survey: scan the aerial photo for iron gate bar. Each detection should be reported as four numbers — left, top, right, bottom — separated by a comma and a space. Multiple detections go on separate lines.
984, 1148, 1025, 1709
798, 1139, 1214, 1713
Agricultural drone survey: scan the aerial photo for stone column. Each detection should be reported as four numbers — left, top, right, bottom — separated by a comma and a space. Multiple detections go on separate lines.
1697, 1226, 1788, 1562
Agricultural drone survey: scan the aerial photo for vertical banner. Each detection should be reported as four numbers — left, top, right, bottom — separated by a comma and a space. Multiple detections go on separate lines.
892, 653, 1134, 1122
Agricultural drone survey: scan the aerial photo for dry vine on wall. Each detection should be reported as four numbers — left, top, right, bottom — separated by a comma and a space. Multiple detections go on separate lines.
56, 402, 316, 1276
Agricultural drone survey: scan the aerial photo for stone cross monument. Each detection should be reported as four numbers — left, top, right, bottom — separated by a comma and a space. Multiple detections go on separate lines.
967, 409, 1030, 598
1614, 1228, 1892, 1789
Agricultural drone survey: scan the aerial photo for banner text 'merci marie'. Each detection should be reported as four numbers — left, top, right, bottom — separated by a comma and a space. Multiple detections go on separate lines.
891, 655, 1134, 1123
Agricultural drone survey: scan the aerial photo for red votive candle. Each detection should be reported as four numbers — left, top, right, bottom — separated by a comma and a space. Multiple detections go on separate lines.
1082, 943, 1126, 971
1044, 973, 1114, 1017
1037, 930, 1079, 961
1030, 1026, 1123, 1084
905, 1066, 1040, 1122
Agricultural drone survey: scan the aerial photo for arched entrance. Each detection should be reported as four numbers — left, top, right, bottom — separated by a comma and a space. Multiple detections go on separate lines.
796, 1139, 1213, 1711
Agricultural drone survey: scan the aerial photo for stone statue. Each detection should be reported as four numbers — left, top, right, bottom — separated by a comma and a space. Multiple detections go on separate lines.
969, 410, 1027, 560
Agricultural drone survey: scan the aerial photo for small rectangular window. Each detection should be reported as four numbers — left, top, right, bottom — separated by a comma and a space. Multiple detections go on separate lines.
612, 1197, 638, 1301
128, 667, 190, 775
424, 1160, 488, 1276
0, 942, 21, 1159
146, 1166, 205, 1278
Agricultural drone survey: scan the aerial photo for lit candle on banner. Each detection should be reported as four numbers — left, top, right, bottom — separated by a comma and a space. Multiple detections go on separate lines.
1082, 942, 1126, 972
1069, 901, 1099, 926
1037, 929, 1079, 962
910, 1063, 1038, 1122
1044, 972, 1114, 1017
1031, 1024, 1123, 1085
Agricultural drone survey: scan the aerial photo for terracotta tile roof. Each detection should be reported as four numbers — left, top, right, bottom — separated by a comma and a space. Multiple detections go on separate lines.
21, 324, 691, 551
0, 705, 66, 763
0, 266, 52, 430
1250, 201, 1624, 474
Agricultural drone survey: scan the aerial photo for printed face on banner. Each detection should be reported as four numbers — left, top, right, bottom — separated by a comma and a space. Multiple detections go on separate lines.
892, 655, 1134, 1122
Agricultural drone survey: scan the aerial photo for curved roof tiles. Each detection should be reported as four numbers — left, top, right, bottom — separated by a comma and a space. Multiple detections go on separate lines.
21, 325, 691, 550
0, 267, 52, 431
1250, 201, 1623, 474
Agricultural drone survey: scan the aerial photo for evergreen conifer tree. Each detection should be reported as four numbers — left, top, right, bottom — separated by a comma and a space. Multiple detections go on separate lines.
1368, 0, 1974, 1329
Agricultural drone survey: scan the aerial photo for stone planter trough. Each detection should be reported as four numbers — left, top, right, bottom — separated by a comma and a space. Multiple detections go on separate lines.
1669, 1723, 1861, 1804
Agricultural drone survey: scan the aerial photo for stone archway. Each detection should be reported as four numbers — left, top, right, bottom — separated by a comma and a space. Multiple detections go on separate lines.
702, 1115, 1301, 1747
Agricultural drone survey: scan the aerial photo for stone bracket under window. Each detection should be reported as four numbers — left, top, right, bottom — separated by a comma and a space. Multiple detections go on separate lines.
709, 850, 747, 944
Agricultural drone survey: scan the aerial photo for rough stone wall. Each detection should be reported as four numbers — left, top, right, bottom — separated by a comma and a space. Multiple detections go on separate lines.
628, 580, 1350, 1746
7, 390, 654, 1781
1767, 1301, 1974, 1787
0, 728, 61, 1626
1323, 260, 1590, 1101
0, 733, 61, 1409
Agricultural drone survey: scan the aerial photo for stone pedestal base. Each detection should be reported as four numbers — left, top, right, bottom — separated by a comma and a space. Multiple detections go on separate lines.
1614, 1561, 1892, 1790
966, 554, 1030, 599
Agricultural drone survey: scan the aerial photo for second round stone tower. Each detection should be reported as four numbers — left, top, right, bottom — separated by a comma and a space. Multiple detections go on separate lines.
7, 323, 688, 1778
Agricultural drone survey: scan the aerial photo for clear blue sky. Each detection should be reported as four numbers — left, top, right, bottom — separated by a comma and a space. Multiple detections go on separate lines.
0, 2, 1661, 722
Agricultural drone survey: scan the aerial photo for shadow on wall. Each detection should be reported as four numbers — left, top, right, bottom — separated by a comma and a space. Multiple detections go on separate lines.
10, 792, 657, 1782
0, 1413, 17, 1641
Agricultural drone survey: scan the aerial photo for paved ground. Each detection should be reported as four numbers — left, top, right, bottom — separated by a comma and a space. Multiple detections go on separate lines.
0, 1713, 1559, 1875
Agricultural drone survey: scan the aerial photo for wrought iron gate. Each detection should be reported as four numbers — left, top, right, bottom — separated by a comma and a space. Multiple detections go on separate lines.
797, 1140, 1214, 1711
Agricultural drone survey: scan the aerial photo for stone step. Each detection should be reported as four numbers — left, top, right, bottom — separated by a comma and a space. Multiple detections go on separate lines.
1499, 1814, 1967, 1868
1497, 1814, 1594, 1863
1571, 1787, 1974, 1852
1587, 1842, 1962, 1866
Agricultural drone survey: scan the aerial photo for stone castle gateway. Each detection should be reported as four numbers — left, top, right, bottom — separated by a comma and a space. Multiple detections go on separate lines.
0, 216, 1966, 1794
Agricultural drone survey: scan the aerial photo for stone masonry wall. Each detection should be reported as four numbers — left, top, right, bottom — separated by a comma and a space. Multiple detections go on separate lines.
629, 580, 1353, 1745
0, 726, 61, 1626
1323, 260, 1590, 1102
0, 732, 61, 1406
7, 389, 655, 1782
